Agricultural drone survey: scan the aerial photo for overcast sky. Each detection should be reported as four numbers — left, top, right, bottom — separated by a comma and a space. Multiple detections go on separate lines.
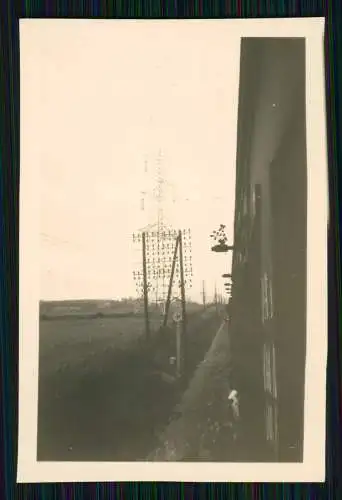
28, 21, 240, 303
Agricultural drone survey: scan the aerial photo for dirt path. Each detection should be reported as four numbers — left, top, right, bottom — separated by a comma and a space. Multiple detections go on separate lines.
148, 320, 236, 461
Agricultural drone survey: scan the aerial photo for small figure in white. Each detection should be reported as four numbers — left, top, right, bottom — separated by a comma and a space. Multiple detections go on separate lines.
227, 389, 240, 441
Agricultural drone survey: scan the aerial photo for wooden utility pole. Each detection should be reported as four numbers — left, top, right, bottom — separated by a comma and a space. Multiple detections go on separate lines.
202, 280, 206, 310
178, 230, 187, 370
163, 234, 180, 327
175, 320, 182, 378
142, 232, 150, 340
214, 284, 218, 316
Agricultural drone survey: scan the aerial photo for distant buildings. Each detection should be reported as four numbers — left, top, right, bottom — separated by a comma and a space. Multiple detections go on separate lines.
230, 38, 307, 462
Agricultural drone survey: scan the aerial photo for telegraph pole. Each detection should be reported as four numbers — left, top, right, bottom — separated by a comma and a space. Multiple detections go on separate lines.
202, 280, 206, 310
142, 232, 150, 340
133, 153, 193, 343
155, 150, 164, 306
214, 284, 218, 316
178, 230, 187, 371
163, 234, 180, 327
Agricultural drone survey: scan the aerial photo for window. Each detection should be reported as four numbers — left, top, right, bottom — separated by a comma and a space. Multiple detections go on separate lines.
261, 272, 274, 323
266, 402, 274, 442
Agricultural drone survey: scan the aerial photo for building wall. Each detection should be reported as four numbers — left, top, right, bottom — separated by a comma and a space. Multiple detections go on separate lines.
269, 80, 307, 461
233, 38, 307, 461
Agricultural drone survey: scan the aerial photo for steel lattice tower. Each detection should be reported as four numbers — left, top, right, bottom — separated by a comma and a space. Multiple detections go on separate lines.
132, 151, 193, 314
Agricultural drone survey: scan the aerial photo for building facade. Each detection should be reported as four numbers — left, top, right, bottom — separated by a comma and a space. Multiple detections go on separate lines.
231, 38, 307, 462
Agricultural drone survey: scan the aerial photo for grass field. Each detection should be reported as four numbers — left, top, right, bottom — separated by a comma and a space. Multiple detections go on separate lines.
37, 305, 222, 461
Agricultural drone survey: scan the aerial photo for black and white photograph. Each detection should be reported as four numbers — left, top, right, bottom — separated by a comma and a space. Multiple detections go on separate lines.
18, 18, 327, 482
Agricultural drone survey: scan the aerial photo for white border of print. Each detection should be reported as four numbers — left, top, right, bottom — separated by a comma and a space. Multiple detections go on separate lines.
17, 17, 327, 483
